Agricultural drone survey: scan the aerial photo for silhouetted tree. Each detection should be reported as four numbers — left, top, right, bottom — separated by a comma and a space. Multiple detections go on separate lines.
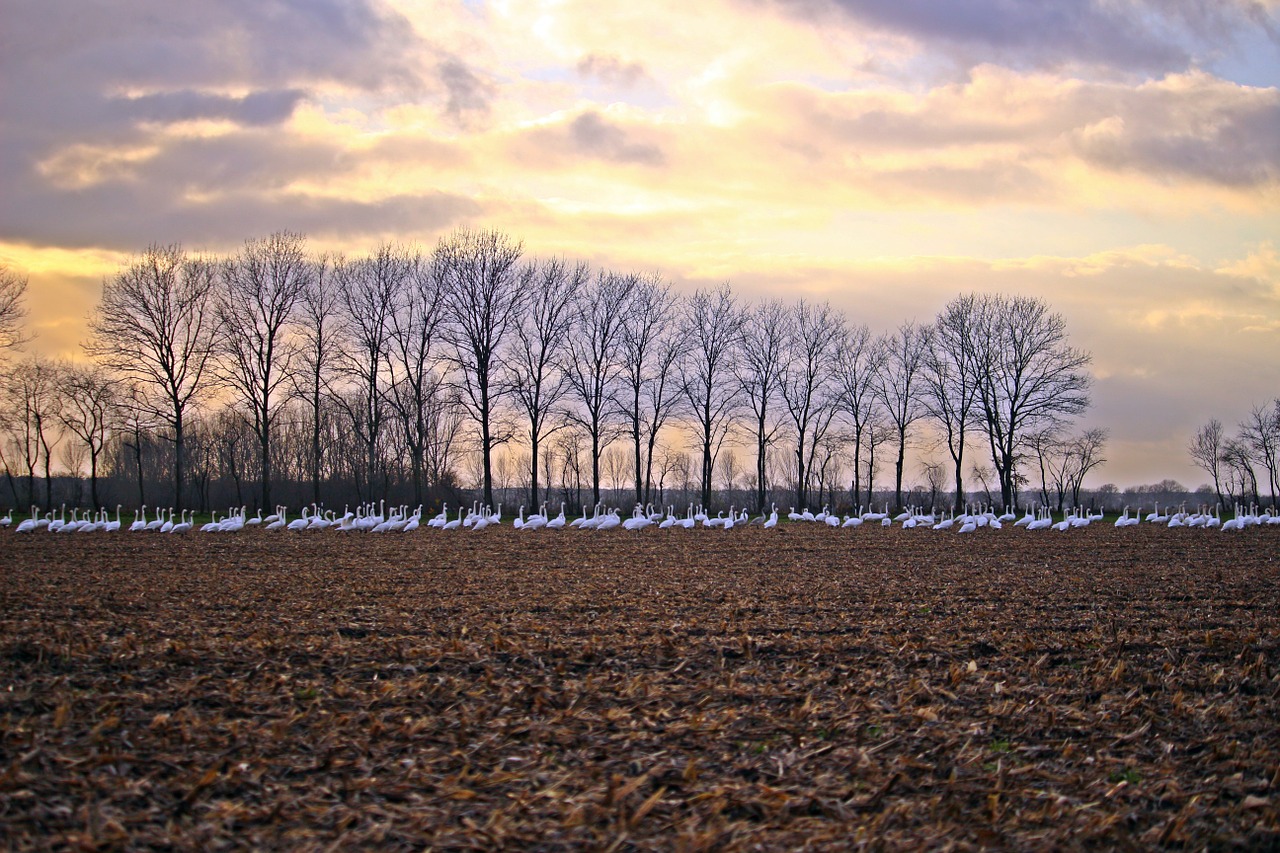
216, 231, 311, 510
875, 322, 928, 512
924, 294, 983, 512
0, 264, 30, 357
58, 362, 119, 510
508, 257, 584, 508
334, 244, 414, 499
834, 324, 881, 508
86, 245, 218, 507
1239, 401, 1279, 506
437, 228, 527, 510
615, 272, 682, 506
564, 269, 635, 506
737, 299, 788, 514
293, 255, 342, 505
679, 285, 742, 509
1188, 418, 1226, 508
779, 300, 844, 510
3, 356, 60, 508
387, 250, 447, 506
973, 295, 1092, 509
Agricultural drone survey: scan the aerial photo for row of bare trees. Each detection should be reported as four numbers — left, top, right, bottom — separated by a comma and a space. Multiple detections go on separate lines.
0, 229, 1098, 514
1189, 402, 1280, 510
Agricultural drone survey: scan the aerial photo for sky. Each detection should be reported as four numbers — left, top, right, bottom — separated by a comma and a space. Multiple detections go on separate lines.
1, 0, 1278, 489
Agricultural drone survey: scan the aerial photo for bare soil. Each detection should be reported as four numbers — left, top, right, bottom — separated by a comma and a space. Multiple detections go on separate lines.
2, 524, 1278, 850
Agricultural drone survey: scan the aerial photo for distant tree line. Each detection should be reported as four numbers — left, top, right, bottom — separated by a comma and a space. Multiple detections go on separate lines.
1, 230, 1108, 516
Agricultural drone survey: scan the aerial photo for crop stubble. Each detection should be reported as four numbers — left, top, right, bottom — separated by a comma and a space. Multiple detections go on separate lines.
1, 525, 1278, 849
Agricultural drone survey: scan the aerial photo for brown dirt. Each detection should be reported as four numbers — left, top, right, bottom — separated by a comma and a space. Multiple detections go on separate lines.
2, 523, 1278, 850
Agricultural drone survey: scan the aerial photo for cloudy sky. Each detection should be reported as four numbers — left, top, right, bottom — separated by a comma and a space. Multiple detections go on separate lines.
2, 0, 1278, 488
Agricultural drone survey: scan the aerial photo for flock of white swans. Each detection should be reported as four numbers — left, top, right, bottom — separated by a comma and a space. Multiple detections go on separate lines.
6, 499, 1279, 535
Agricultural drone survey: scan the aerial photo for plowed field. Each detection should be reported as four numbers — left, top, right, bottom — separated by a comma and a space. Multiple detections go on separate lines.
2, 524, 1278, 850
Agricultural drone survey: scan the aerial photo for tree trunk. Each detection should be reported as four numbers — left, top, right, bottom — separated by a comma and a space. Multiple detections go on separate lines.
952, 450, 965, 514
311, 386, 322, 506
481, 411, 494, 511
590, 429, 601, 507
644, 430, 659, 506
260, 428, 272, 512
89, 454, 99, 511
701, 440, 712, 510
633, 426, 643, 505
755, 419, 768, 514
894, 430, 907, 512
529, 431, 540, 509
174, 411, 184, 510
795, 435, 807, 510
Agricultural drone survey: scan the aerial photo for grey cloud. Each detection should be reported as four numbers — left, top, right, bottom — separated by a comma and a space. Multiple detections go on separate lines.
110, 89, 307, 127
763, 0, 1278, 73
569, 112, 666, 166
0, 0, 447, 252
577, 54, 650, 87
875, 162, 1048, 203
1071, 89, 1280, 186
769, 72, 1280, 191
0, 120, 480, 252
1, 0, 426, 97
0, 175, 482, 252
437, 58, 493, 126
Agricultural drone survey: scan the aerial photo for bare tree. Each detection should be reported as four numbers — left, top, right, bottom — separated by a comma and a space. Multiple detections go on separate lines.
678, 284, 742, 509
603, 445, 630, 500
863, 415, 891, 511
58, 363, 120, 510
508, 257, 585, 508
875, 322, 928, 512
812, 433, 843, 509
216, 231, 311, 510
654, 444, 686, 508
423, 387, 465, 490
115, 382, 155, 507
209, 406, 254, 508
0, 264, 31, 356
1239, 401, 1279, 506
780, 300, 844, 510
1188, 418, 1226, 508
615, 273, 685, 506
292, 255, 342, 505
386, 250, 448, 506
973, 294, 1092, 509
737, 299, 788, 513
970, 462, 996, 506
3, 356, 61, 508
333, 244, 413, 500
920, 457, 945, 511
556, 428, 586, 511
717, 448, 741, 499
1028, 427, 1068, 510
1066, 428, 1108, 508
834, 324, 881, 509
924, 294, 983, 512
1034, 427, 1109, 510
640, 322, 686, 507
564, 269, 636, 506
1222, 437, 1258, 506
86, 245, 218, 507
437, 228, 527, 510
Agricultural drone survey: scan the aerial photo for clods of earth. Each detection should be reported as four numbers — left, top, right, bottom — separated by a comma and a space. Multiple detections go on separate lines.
2, 524, 1277, 849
